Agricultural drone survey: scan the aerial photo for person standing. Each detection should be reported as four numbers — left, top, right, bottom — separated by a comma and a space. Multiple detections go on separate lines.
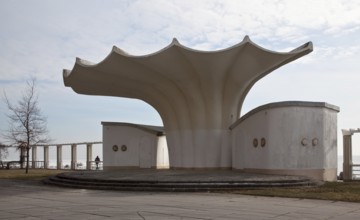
95, 156, 100, 170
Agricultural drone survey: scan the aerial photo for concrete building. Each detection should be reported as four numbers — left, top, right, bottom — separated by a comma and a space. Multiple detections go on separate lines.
101, 101, 339, 181
102, 122, 168, 170
64, 36, 339, 181
230, 101, 339, 181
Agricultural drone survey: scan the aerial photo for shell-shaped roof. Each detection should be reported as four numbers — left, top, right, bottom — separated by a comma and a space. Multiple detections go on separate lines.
63, 36, 312, 82
63, 37, 315, 169
63, 36, 313, 133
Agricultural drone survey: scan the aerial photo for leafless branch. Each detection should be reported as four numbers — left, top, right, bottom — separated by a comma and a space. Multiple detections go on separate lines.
2, 78, 51, 173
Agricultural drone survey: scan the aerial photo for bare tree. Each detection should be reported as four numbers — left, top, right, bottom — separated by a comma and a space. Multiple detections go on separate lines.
3, 78, 50, 173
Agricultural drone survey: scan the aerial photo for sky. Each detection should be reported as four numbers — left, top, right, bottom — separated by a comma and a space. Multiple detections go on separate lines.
1, 0, 360, 158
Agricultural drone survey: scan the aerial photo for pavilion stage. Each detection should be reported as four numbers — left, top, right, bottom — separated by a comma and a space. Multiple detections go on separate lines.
43, 169, 318, 192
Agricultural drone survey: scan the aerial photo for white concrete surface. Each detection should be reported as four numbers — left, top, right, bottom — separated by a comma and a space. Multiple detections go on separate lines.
231, 101, 339, 181
64, 36, 312, 169
102, 101, 340, 181
156, 136, 169, 169
102, 122, 168, 170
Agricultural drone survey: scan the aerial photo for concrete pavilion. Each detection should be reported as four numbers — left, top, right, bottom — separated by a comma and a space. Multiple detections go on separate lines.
64, 36, 339, 181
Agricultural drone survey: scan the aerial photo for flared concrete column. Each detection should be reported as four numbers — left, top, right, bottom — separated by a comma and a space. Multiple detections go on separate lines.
86, 144, 93, 170
43, 146, 49, 169
343, 135, 353, 181
71, 144, 77, 170
32, 146, 37, 168
57, 145, 62, 170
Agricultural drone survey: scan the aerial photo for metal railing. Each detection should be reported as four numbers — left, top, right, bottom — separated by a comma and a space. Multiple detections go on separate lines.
89, 161, 103, 170
351, 164, 360, 180
0, 161, 21, 169
0, 161, 44, 169
0, 160, 104, 170
57, 161, 103, 170
30, 161, 45, 169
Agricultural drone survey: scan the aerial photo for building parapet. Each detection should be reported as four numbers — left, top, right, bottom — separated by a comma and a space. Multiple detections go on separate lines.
230, 101, 340, 130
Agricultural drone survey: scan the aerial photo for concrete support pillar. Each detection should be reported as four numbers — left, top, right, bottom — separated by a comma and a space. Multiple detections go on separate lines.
32, 146, 37, 168
343, 135, 353, 181
57, 145, 62, 170
43, 146, 49, 169
71, 144, 77, 170
86, 144, 93, 170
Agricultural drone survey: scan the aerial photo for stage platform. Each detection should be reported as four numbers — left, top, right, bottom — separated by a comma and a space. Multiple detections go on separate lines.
43, 169, 318, 192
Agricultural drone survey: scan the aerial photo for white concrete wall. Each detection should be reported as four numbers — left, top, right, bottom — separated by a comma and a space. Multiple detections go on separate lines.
231, 102, 339, 181
101, 101, 338, 181
102, 124, 158, 170
156, 136, 169, 169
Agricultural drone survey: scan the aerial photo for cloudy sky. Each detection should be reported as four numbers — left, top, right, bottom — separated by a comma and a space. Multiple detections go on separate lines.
1, 0, 360, 156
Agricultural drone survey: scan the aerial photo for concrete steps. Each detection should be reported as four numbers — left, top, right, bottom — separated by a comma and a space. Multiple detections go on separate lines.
43, 172, 318, 192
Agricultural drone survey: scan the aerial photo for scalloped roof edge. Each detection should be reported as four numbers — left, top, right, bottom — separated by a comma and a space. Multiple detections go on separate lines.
65, 36, 313, 70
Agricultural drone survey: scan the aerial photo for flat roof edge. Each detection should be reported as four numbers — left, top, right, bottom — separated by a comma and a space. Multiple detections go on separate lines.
230, 101, 340, 130
101, 122, 165, 136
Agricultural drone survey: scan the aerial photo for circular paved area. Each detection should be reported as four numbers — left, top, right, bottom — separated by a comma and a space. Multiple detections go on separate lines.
60, 169, 310, 182
0, 179, 359, 219
44, 170, 317, 191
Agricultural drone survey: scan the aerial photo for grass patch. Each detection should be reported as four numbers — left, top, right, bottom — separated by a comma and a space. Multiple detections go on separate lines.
233, 182, 360, 203
0, 169, 68, 180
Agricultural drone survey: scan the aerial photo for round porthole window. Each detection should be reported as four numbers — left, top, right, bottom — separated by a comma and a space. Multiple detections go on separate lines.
301, 138, 308, 146
261, 138, 266, 147
121, 145, 127, 151
253, 138, 258, 148
112, 145, 119, 152
312, 138, 319, 147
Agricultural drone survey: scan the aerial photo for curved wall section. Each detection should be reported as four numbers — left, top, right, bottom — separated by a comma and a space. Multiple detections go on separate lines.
230, 101, 340, 181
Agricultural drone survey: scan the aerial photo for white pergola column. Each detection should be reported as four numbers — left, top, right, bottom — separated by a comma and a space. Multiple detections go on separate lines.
57, 145, 62, 169
343, 134, 353, 181
86, 144, 93, 170
71, 144, 77, 170
43, 145, 49, 169
32, 146, 37, 168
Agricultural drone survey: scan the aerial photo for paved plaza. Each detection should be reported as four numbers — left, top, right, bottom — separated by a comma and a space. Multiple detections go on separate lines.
0, 179, 360, 219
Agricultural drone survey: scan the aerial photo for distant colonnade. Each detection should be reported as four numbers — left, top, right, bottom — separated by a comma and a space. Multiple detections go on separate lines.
30, 142, 102, 170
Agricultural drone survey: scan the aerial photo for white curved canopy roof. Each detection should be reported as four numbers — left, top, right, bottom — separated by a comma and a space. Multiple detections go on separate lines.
63, 36, 313, 168
63, 36, 312, 128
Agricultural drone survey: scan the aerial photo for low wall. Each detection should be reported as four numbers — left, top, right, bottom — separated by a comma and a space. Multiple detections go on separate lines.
230, 101, 340, 181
